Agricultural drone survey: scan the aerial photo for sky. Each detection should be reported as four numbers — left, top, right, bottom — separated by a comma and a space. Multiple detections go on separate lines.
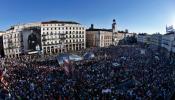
0, 0, 175, 34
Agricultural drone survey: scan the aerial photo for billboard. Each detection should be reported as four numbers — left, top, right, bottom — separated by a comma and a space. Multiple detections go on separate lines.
21, 27, 42, 53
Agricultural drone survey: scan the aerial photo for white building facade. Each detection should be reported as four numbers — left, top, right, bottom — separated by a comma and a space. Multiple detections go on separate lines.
41, 21, 86, 55
161, 26, 175, 55
161, 33, 175, 52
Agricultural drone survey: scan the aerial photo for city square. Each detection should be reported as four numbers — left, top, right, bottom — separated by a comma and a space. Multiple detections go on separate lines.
0, 0, 175, 99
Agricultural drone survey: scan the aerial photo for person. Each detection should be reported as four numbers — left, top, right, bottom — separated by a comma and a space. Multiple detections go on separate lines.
0, 45, 174, 99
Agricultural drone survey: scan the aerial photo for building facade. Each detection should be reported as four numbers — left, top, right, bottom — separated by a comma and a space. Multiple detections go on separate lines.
86, 20, 135, 47
2, 20, 86, 58
3, 23, 41, 58
149, 33, 162, 50
41, 21, 86, 55
86, 24, 113, 47
161, 32, 175, 52
161, 26, 175, 54
137, 33, 151, 44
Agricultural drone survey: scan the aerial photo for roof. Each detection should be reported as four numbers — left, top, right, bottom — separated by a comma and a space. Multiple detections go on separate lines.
164, 31, 175, 35
41, 20, 80, 25
6, 26, 14, 31
138, 33, 148, 36
118, 31, 126, 33
86, 28, 112, 32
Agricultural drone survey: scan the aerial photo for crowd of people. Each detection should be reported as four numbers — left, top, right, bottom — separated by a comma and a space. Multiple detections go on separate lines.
0, 45, 175, 100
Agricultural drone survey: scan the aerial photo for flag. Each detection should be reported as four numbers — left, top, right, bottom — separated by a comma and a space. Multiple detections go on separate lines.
63, 58, 70, 75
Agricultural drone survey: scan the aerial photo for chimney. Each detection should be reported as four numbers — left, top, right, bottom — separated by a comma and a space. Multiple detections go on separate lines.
91, 24, 94, 29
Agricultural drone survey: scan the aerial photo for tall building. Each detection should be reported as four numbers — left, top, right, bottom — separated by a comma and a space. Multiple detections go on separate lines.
3, 20, 86, 58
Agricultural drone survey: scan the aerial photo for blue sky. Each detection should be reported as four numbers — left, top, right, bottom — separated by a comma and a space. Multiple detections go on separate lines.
0, 0, 175, 34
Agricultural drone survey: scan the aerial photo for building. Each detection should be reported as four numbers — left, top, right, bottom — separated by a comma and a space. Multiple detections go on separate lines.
41, 20, 86, 55
137, 33, 151, 44
115, 30, 135, 45
86, 20, 135, 47
0, 31, 5, 57
3, 20, 86, 58
161, 30, 175, 53
149, 33, 162, 50
86, 24, 113, 47
3, 22, 41, 58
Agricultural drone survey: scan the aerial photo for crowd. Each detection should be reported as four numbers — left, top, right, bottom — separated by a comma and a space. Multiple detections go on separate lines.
0, 45, 175, 100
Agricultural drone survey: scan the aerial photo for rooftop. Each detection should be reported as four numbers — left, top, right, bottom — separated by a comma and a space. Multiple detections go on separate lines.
42, 20, 80, 25
164, 31, 175, 35
86, 28, 112, 32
